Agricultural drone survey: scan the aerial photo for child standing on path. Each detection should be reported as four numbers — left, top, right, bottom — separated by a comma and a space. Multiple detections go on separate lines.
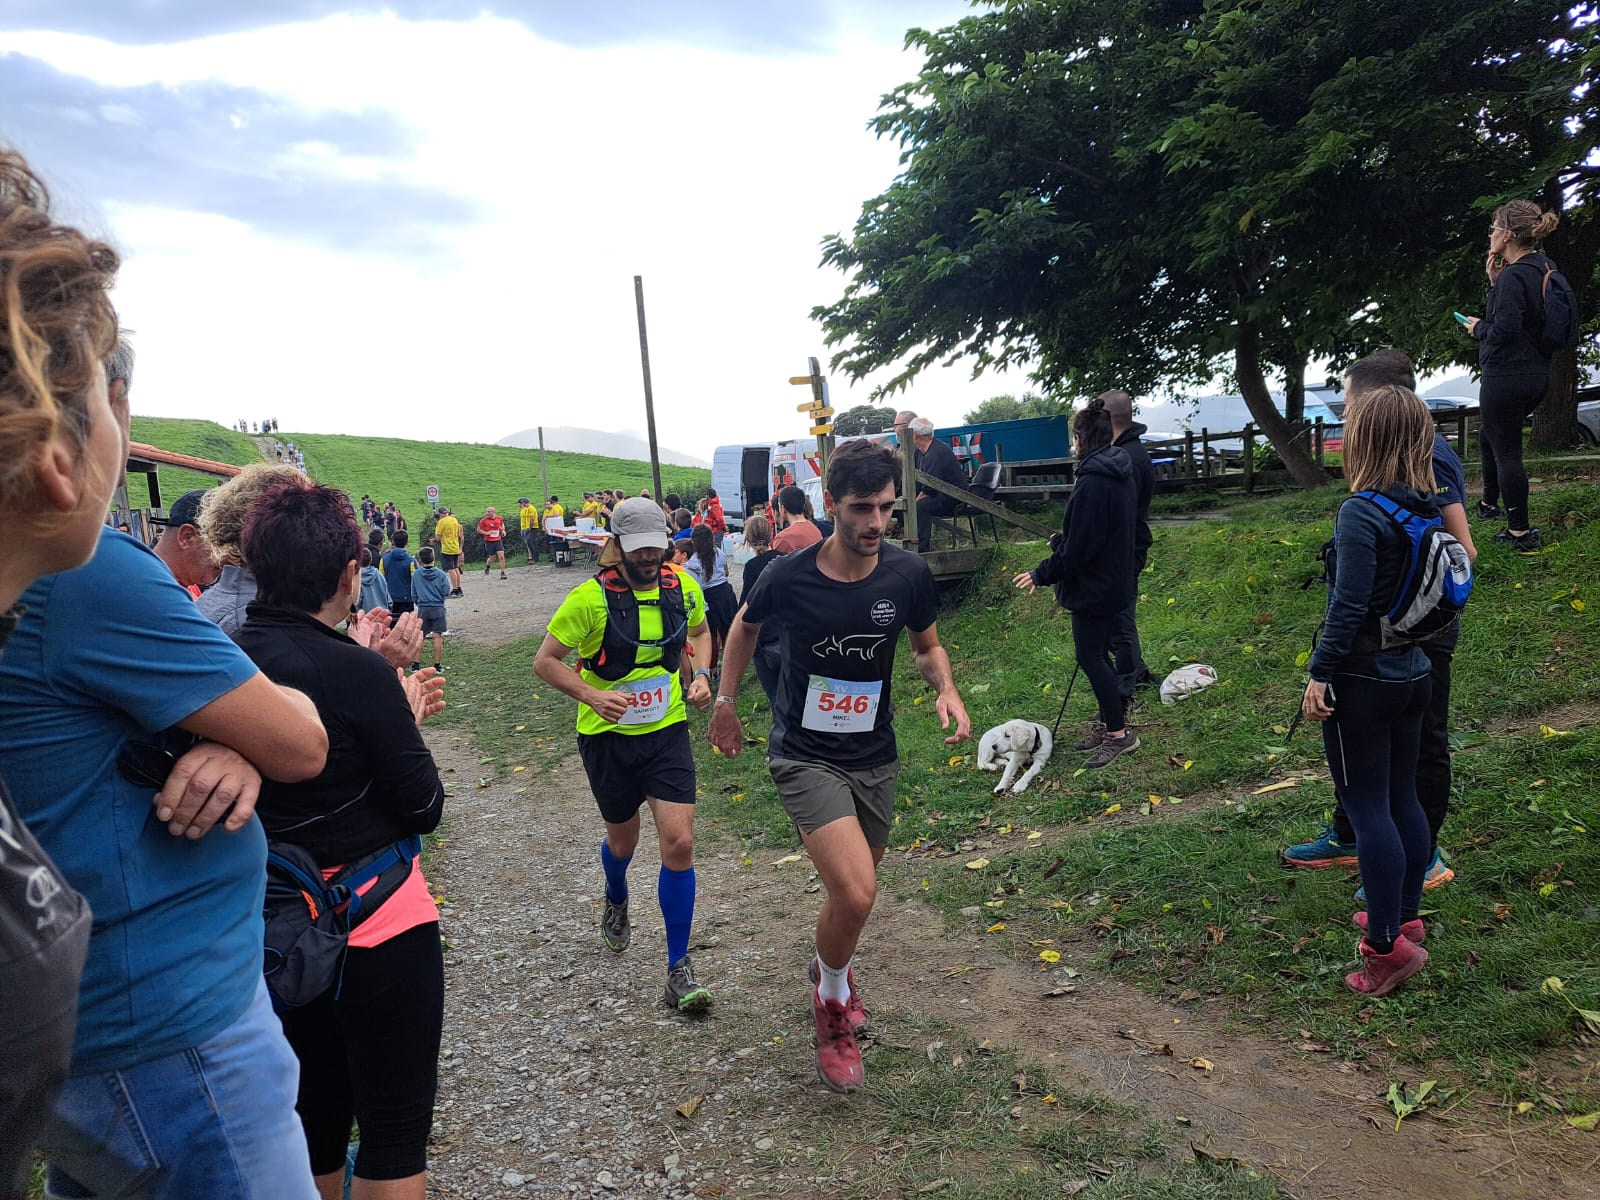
413, 547, 452, 672
382, 529, 417, 617
360, 546, 392, 613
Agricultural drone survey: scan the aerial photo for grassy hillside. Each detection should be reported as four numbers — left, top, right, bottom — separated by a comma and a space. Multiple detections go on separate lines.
125, 417, 709, 520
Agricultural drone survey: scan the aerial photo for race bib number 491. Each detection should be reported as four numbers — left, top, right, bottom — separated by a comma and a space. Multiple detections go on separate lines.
801, 676, 882, 734
614, 673, 671, 725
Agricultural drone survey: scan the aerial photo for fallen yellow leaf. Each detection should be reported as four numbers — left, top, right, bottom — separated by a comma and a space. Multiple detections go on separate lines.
1027, 829, 1043, 840
1104, 803, 1122, 815
1574, 599, 1587, 612
675, 1094, 704, 1120
513, 724, 526, 731
1039, 950, 1061, 963
1190, 1057, 1214, 1073
986, 921, 1006, 933
771, 853, 804, 866
966, 857, 991, 870
1183, 760, 1194, 770
1541, 724, 1574, 738
1252, 779, 1299, 795
513, 765, 527, 773
1041, 1094, 1058, 1105
948, 755, 965, 767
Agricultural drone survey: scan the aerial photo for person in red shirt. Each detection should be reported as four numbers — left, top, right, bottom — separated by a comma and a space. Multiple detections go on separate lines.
478, 507, 508, 579
702, 488, 727, 548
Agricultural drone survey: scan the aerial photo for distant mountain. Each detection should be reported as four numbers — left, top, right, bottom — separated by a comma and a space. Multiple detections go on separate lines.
496, 426, 710, 468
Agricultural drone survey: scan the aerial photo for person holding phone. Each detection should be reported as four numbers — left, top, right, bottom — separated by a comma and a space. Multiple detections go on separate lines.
1459, 200, 1562, 551
1301, 385, 1437, 997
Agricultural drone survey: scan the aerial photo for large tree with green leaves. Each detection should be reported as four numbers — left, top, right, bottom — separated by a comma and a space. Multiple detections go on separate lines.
832, 403, 894, 436
963, 391, 1063, 424
816, 0, 1596, 486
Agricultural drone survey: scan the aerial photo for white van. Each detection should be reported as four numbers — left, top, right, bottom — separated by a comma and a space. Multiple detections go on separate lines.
710, 442, 777, 530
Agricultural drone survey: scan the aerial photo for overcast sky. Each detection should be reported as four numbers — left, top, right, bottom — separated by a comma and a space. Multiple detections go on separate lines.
0, 1, 1040, 460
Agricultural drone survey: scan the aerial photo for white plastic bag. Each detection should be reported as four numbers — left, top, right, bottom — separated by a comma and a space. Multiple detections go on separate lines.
1160, 664, 1218, 706
727, 533, 754, 566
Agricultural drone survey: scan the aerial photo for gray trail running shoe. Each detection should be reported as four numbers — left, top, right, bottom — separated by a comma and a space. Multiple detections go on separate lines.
601, 899, 630, 953
1071, 722, 1107, 752
664, 955, 714, 1012
1084, 732, 1140, 769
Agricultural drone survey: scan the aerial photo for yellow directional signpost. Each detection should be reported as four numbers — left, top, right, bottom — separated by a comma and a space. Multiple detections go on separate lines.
790, 356, 834, 480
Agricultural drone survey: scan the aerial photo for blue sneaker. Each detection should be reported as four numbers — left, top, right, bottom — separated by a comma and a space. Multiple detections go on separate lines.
1355, 849, 1454, 903
1281, 826, 1359, 869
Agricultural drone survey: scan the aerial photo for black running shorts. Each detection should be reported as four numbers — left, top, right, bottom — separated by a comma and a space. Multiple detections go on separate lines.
576, 722, 697, 824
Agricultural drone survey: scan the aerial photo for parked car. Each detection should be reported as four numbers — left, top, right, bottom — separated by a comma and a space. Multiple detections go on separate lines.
1577, 385, 1600, 446
1422, 395, 1473, 413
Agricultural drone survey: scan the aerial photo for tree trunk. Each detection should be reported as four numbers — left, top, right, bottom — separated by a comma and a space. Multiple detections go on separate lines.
1531, 349, 1580, 450
1236, 325, 1328, 489
1283, 358, 1306, 424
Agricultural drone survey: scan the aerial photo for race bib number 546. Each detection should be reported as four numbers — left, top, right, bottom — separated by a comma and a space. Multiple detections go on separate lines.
614, 673, 671, 725
801, 676, 881, 734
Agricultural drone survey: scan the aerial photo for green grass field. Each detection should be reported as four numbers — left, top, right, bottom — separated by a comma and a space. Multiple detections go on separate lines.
125, 416, 709, 526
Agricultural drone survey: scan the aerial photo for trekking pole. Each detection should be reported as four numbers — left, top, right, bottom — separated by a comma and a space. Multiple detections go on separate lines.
1049, 662, 1082, 740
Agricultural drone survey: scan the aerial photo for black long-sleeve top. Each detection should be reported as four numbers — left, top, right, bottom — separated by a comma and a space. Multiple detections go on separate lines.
1475, 252, 1555, 378
234, 603, 443, 866
1112, 422, 1155, 570
1029, 444, 1136, 616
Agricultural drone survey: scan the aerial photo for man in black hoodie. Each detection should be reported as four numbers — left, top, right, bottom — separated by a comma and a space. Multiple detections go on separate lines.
1104, 391, 1154, 710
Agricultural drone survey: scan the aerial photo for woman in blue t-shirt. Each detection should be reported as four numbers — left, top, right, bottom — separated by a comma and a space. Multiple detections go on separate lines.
1301, 384, 1437, 998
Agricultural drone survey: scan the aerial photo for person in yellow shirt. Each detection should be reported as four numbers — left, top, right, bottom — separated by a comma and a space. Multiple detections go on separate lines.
579, 492, 603, 524
432, 507, 464, 597
518, 497, 539, 565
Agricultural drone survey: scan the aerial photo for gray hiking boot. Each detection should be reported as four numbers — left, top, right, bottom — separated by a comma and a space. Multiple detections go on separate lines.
601, 898, 630, 953
1072, 722, 1107, 752
664, 955, 714, 1012
1085, 732, 1140, 769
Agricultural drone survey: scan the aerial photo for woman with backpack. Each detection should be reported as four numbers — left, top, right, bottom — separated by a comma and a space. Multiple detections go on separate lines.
1462, 200, 1564, 552
234, 478, 447, 1200
1301, 385, 1439, 996
685, 523, 737, 674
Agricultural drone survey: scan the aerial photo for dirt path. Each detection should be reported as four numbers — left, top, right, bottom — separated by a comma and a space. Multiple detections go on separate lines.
421, 564, 1584, 1199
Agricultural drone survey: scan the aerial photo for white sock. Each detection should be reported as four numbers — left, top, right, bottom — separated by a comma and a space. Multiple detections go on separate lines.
815, 954, 851, 1005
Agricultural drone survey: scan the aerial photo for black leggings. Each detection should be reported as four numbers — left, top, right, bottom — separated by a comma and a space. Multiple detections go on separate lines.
278, 922, 444, 1181
1070, 610, 1124, 732
1478, 373, 1548, 531
1321, 672, 1431, 947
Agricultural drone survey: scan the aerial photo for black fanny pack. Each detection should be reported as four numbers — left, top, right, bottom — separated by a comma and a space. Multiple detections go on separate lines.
262, 835, 421, 1010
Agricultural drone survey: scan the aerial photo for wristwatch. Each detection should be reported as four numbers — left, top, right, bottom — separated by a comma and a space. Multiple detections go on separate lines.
715, 696, 737, 706
694, 668, 712, 679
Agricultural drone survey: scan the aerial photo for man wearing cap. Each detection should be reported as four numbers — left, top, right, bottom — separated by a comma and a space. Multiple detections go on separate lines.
478, 506, 508, 579
533, 497, 716, 1013
518, 497, 539, 565
153, 489, 221, 599
433, 507, 464, 597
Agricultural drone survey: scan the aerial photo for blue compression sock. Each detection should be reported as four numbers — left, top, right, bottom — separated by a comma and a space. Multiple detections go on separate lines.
658, 865, 697, 967
600, 841, 632, 905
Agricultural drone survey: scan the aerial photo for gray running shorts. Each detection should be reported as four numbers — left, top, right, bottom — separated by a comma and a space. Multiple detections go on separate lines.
768, 757, 899, 848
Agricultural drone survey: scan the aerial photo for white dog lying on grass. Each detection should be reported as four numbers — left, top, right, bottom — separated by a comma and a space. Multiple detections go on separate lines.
976, 719, 1054, 795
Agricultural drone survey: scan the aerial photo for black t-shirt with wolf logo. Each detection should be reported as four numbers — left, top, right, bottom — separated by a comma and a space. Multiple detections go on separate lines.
741, 542, 936, 770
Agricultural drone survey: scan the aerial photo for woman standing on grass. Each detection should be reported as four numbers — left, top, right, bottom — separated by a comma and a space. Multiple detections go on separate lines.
1301, 384, 1436, 996
735, 514, 784, 706
1012, 397, 1138, 769
233, 478, 447, 1200
1462, 200, 1561, 551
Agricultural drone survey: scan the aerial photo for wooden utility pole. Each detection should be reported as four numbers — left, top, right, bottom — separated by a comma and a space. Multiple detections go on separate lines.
634, 276, 664, 501
537, 426, 549, 506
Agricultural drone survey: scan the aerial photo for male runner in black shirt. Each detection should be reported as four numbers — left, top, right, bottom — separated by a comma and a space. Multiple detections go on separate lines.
710, 439, 971, 1093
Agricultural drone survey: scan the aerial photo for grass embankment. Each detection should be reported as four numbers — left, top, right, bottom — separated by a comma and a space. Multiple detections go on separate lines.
124, 416, 709, 531
433, 483, 1599, 1195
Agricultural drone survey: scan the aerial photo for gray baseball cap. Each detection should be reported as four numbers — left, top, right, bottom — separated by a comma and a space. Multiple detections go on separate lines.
610, 497, 670, 552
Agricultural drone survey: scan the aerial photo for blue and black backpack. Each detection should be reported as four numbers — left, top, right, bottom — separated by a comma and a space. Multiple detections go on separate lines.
1346, 491, 1473, 646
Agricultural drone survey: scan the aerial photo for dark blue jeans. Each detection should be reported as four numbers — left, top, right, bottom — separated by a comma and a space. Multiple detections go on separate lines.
1321, 671, 1431, 947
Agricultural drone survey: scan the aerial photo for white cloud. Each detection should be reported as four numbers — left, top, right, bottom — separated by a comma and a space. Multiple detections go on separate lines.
3, 9, 1026, 458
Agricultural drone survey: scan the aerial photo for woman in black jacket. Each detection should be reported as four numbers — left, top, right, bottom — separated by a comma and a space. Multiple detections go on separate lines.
234, 479, 447, 1200
1300, 385, 1439, 998
1012, 398, 1138, 768
1462, 200, 1562, 551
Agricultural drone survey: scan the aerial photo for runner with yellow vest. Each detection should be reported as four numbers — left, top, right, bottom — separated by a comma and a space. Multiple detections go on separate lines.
532, 498, 716, 1012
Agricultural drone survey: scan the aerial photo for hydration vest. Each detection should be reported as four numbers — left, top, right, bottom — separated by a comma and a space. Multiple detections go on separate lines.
581, 564, 689, 681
